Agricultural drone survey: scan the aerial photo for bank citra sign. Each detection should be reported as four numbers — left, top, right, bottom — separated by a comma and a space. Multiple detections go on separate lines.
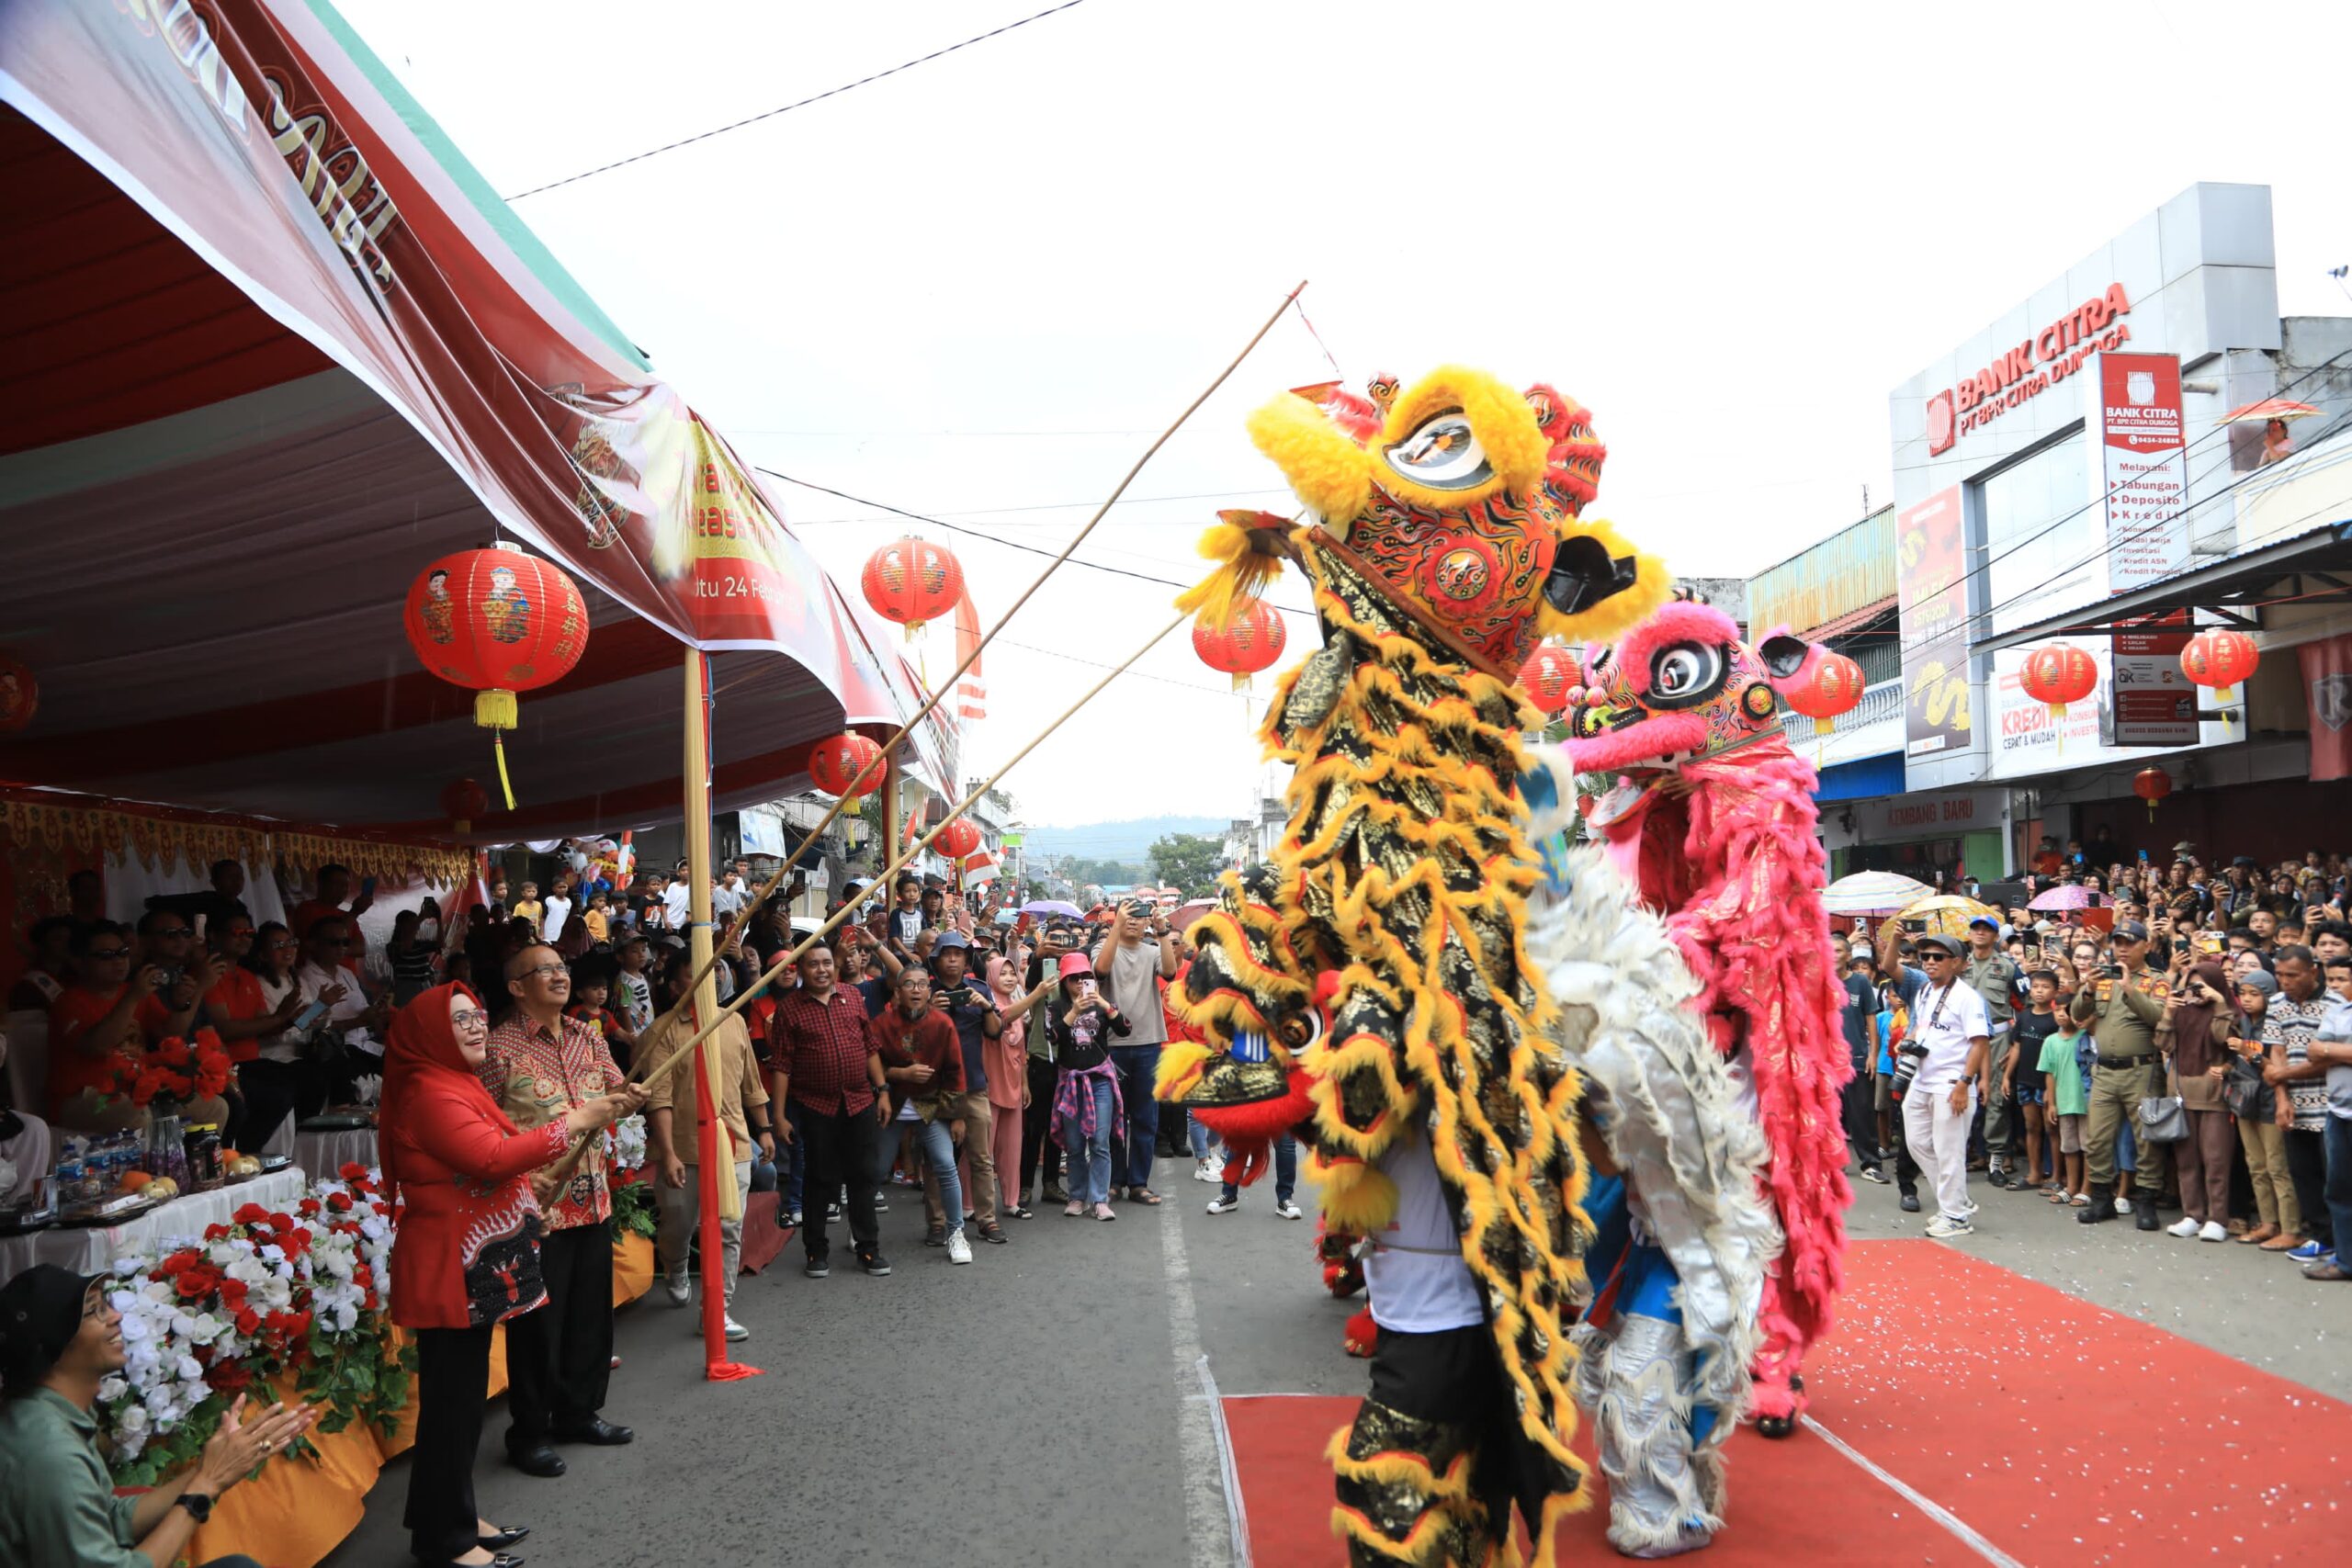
1925, 284, 2134, 456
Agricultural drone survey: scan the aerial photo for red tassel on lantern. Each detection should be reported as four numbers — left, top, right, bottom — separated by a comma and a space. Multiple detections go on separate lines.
402, 547, 589, 809
1192, 599, 1287, 691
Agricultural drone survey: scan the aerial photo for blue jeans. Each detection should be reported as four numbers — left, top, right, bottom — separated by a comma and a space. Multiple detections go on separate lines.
912, 1117, 964, 1235
782, 1100, 811, 1215
2321, 1113, 2352, 1258
1189, 1114, 1216, 1160
1221, 1134, 1296, 1203
1068, 1077, 1116, 1206
1110, 1043, 1162, 1190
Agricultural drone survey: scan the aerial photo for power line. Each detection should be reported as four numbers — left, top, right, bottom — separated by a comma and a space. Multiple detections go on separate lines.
504, 1, 1089, 199
757, 464, 1318, 617
783, 484, 1294, 525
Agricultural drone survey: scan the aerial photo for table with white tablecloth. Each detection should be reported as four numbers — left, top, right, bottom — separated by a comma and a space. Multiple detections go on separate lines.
0, 1167, 310, 1280
295, 1127, 379, 1179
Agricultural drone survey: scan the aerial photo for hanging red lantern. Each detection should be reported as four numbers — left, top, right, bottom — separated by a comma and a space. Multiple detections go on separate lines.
1516, 643, 1579, 714
934, 817, 982, 861
808, 732, 888, 805
1192, 599, 1288, 691
0, 653, 36, 733
402, 547, 589, 808
2180, 628, 2259, 704
2132, 765, 2173, 823
860, 536, 963, 638
1778, 650, 1867, 736
2018, 643, 2098, 720
439, 777, 492, 835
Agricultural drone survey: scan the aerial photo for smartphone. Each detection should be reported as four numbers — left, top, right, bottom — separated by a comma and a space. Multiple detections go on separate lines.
288, 999, 331, 1035
1073, 976, 1097, 1001
2195, 932, 2224, 956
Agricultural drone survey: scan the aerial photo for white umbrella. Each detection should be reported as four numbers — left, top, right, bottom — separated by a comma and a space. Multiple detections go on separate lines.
1822, 871, 1935, 917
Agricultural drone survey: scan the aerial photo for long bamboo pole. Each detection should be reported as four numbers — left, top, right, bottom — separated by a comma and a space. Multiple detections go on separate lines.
627, 279, 1307, 1035
681, 651, 741, 1224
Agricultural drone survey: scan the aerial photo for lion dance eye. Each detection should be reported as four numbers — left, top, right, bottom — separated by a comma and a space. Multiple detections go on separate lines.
1383, 410, 1493, 491
1645, 641, 1728, 709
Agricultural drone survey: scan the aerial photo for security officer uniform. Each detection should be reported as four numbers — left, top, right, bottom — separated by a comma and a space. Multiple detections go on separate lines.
2067, 922, 2169, 1225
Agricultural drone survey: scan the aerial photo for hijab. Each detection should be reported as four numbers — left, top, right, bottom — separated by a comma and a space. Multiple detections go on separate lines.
379, 981, 515, 1203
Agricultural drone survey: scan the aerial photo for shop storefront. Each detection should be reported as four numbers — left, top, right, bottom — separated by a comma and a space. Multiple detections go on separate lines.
1819, 786, 2007, 885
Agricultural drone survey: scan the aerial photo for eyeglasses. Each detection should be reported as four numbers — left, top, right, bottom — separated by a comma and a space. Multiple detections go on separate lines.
450, 1009, 489, 1031
520, 964, 567, 981
154, 927, 193, 939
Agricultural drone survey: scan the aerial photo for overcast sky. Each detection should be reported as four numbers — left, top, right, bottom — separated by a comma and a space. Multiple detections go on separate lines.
341, 0, 2351, 829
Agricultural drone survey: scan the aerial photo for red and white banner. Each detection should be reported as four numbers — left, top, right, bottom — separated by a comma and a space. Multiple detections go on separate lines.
2301, 632, 2352, 782
953, 586, 988, 723
2090, 353, 2192, 596
2109, 611, 2198, 748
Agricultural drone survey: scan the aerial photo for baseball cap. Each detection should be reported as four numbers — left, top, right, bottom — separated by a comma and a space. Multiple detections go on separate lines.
1914, 932, 1964, 958
1057, 951, 1094, 979
2112, 920, 2150, 943
931, 930, 970, 951
1967, 914, 1999, 931
0, 1264, 104, 1390
2172, 840, 2197, 856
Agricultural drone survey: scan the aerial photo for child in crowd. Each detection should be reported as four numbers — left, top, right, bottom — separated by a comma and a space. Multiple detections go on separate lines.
613, 935, 656, 1038
2003, 971, 2059, 1190
1873, 978, 1905, 1163
512, 881, 545, 934
2039, 1003, 2091, 1205
567, 971, 632, 1071
582, 889, 612, 947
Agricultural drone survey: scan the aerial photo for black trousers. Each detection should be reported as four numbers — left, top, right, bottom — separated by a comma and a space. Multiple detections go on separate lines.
2284, 1125, 2334, 1249
504, 1225, 612, 1440
235, 1058, 326, 1154
1363, 1323, 1553, 1543
797, 1102, 880, 1259
407, 1323, 494, 1561
1020, 1055, 1062, 1195
1840, 1070, 1878, 1168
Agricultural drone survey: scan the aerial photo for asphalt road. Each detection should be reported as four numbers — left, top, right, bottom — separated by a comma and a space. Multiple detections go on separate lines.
329, 1148, 2352, 1566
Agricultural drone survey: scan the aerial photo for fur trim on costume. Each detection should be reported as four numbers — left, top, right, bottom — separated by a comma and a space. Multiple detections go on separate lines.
1175, 510, 1300, 632
1342, 1305, 1377, 1358
1248, 392, 1374, 524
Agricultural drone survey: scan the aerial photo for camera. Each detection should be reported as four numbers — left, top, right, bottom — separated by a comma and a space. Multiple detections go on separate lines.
1891, 1041, 1928, 1099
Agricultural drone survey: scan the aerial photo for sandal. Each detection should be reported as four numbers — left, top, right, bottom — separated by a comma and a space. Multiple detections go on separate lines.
1130, 1188, 1163, 1206
1004, 1203, 1034, 1220
2238, 1223, 2279, 1246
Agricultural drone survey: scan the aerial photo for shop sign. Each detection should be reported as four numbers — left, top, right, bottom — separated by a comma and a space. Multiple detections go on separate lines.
2090, 352, 2191, 595
1861, 787, 2001, 839
1895, 487, 1972, 758
1990, 639, 2108, 776
2109, 611, 2197, 747
1925, 284, 2134, 456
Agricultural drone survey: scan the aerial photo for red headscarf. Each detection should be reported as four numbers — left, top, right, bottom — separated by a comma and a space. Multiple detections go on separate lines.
379, 981, 514, 1204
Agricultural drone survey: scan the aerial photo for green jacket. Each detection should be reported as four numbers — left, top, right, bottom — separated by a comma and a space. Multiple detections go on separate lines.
0, 1389, 144, 1568
2067, 967, 2169, 1059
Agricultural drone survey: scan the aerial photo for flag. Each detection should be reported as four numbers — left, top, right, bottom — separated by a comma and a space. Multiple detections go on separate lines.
954, 585, 987, 722
2300, 631, 2352, 782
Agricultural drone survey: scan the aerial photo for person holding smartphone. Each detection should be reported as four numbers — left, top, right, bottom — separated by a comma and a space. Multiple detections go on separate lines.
1046, 952, 1130, 1220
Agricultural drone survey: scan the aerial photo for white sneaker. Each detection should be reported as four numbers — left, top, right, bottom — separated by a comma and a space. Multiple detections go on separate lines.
722, 1314, 749, 1342
946, 1230, 973, 1265
1193, 1160, 1222, 1184
1925, 1214, 1974, 1238
1962, 1199, 1980, 1216
1273, 1200, 1304, 1220
662, 1271, 690, 1307
2197, 1221, 2229, 1243
1206, 1195, 1239, 1214
2114, 1196, 2134, 1215
2165, 1216, 2201, 1238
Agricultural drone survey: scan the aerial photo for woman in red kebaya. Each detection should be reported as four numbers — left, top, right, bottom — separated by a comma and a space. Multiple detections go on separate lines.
382, 982, 639, 1568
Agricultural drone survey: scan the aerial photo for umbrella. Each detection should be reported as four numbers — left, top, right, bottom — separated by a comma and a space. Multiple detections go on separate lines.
2028, 884, 2098, 911
1021, 898, 1083, 919
1822, 872, 1934, 918
1171, 897, 1216, 934
1873, 894, 2001, 953
2216, 398, 2319, 425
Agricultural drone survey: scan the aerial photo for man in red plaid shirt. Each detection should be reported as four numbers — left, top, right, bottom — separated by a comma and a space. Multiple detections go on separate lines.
769, 945, 892, 1280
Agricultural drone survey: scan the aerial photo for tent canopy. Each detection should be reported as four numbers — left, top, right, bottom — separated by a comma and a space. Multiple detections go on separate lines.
0, 2, 956, 837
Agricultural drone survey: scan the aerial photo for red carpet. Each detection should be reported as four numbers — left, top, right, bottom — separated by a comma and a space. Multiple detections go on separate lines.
1223, 1239, 2350, 1565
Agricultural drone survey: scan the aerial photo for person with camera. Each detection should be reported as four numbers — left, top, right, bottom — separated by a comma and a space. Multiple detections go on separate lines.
2154, 959, 2240, 1242
1047, 950, 1131, 1220
869, 964, 972, 1263
1093, 899, 1180, 1204
1895, 933, 1993, 1239
2070, 920, 2172, 1230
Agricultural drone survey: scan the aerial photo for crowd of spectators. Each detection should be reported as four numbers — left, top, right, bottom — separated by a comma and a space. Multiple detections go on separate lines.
1840, 840, 2352, 1283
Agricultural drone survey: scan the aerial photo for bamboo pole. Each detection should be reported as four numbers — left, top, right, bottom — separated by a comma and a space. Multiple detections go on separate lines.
625, 279, 1307, 1034
682, 651, 741, 1224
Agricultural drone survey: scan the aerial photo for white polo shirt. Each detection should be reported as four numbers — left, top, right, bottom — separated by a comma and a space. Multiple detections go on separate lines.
1909, 975, 1992, 1090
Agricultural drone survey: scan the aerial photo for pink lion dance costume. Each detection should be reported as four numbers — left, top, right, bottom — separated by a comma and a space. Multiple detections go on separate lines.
1558, 598, 1849, 1435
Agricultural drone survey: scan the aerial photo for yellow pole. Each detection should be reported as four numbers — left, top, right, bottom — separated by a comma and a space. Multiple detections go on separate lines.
683, 652, 741, 1223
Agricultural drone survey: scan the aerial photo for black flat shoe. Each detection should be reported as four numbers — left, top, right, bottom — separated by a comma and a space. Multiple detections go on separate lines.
552, 1417, 633, 1446
479, 1525, 531, 1549
505, 1441, 566, 1478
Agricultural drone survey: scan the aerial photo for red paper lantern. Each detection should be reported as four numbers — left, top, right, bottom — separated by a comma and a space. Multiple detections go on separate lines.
2018, 642, 2098, 719
934, 818, 982, 861
1192, 599, 1288, 691
0, 653, 36, 733
861, 536, 963, 638
1778, 650, 1867, 736
439, 777, 491, 834
1516, 643, 1579, 714
808, 733, 888, 804
403, 547, 589, 807
2180, 628, 2258, 702
2132, 765, 2173, 822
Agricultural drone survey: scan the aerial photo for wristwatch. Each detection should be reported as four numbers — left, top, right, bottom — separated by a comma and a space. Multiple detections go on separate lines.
175, 1491, 215, 1523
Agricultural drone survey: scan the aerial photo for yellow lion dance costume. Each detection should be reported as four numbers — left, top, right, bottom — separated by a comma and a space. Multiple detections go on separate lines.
1162, 368, 1669, 1565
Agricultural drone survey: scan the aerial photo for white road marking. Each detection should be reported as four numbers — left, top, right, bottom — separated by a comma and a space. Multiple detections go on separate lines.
1163, 1204, 1240, 1568
1800, 1415, 2027, 1568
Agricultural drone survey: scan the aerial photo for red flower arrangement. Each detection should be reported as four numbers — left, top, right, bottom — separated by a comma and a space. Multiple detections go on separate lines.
112, 1027, 233, 1106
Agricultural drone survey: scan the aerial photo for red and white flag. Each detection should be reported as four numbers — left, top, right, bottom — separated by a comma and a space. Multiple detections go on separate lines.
954, 586, 987, 722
